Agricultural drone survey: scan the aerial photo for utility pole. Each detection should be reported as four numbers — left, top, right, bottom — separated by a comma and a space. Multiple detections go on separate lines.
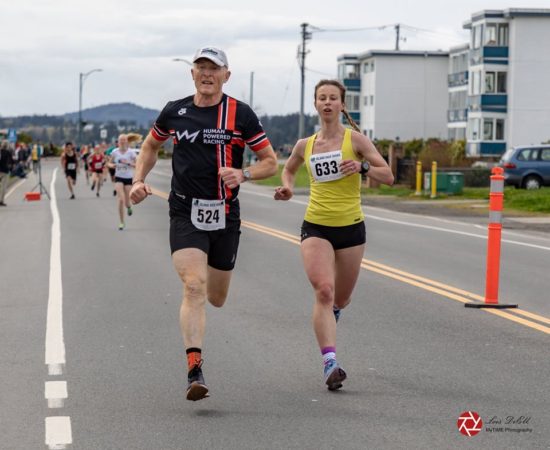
395, 23, 401, 50
298, 22, 311, 139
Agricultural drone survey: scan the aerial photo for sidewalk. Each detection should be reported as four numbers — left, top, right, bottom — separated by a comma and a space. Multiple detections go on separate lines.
362, 195, 550, 233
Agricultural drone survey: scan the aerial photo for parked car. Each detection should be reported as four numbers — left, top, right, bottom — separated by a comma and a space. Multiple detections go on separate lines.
499, 145, 550, 189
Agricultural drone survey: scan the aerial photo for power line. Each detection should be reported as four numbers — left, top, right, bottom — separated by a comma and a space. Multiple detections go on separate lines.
399, 24, 465, 43
309, 24, 395, 33
305, 67, 335, 77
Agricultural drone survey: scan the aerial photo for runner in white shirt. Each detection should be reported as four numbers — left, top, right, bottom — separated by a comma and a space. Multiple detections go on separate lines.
108, 134, 138, 230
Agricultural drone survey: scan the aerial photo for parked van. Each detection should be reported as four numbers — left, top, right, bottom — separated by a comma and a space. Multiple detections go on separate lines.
500, 145, 550, 189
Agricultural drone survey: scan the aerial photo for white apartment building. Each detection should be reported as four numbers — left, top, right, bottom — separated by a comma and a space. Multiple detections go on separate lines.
338, 50, 449, 141
463, 8, 550, 157
447, 44, 469, 141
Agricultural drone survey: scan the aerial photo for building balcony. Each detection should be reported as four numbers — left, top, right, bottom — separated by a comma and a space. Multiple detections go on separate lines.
448, 71, 469, 87
447, 109, 468, 122
348, 111, 360, 122
468, 94, 507, 112
342, 78, 361, 92
469, 46, 508, 66
476, 142, 506, 156
466, 142, 506, 157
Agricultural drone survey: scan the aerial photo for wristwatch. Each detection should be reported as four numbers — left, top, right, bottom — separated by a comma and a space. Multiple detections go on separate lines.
360, 161, 370, 175
242, 168, 252, 181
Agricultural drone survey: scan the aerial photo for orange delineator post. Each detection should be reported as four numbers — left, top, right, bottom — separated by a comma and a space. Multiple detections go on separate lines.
466, 166, 517, 309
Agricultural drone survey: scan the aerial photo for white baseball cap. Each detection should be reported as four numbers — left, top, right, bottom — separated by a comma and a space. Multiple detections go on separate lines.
192, 47, 228, 67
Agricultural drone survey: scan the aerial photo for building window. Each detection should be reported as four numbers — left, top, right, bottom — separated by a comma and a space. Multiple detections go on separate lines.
498, 24, 509, 46
370, 95, 374, 105
471, 70, 481, 95
484, 24, 497, 46
473, 24, 482, 49
484, 72, 495, 93
364, 96, 368, 106
345, 94, 360, 111
340, 63, 359, 79
496, 119, 505, 140
469, 118, 480, 140
483, 119, 493, 140
497, 72, 507, 93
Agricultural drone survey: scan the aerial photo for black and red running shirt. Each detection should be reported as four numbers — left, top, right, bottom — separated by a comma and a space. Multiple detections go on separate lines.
151, 94, 270, 207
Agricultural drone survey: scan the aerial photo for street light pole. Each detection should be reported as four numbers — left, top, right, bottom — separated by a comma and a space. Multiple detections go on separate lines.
78, 68, 102, 146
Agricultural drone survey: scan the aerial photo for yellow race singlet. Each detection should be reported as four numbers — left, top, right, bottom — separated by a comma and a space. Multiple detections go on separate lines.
304, 128, 364, 227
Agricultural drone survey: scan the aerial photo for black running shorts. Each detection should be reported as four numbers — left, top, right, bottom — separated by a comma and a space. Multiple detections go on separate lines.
115, 177, 132, 186
169, 215, 241, 271
300, 220, 366, 250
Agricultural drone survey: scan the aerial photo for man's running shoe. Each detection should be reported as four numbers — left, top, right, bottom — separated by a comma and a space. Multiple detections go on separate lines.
91, 182, 95, 191
96, 192, 100, 197
127, 206, 133, 216
333, 307, 341, 323
118, 223, 124, 231
187, 361, 209, 401
70, 194, 75, 199
324, 359, 346, 391
113, 189, 116, 196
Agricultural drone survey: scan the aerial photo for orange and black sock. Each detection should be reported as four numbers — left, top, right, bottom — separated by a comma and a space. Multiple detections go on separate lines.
186, 348, 202, 371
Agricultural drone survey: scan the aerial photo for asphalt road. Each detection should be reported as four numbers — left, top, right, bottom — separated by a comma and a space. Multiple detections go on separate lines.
1, 159, 549, 449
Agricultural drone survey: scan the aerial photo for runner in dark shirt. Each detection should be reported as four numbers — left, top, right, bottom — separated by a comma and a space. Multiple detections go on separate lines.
60, 142, 79, 199
130, 47, 277, 401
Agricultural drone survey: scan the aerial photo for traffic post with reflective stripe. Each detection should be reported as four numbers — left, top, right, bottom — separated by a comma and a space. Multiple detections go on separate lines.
466, 167, 518, 309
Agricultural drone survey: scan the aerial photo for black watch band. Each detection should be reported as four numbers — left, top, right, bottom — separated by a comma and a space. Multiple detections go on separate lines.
360, 161, 370, 175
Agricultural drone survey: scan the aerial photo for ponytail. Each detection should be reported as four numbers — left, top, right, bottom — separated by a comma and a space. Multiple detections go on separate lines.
342, 109, 360, 133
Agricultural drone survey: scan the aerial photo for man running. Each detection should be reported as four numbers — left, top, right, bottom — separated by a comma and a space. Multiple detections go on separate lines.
60, 142, 79, 199
130, 47, 277, 401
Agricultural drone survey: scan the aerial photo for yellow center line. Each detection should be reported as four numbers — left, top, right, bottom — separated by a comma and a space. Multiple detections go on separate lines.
151, 189, 550, 335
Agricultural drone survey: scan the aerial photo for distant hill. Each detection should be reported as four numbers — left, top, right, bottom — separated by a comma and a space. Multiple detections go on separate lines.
0, 103, 315, 149
63, 102, 159, 128
0, 102, 160, 129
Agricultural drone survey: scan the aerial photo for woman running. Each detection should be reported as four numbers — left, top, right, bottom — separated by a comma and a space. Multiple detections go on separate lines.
274, 79, 394, 391
89, 145, 106, 197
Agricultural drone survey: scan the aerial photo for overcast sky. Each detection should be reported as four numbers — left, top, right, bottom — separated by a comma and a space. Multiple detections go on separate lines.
1, 0, 549, 118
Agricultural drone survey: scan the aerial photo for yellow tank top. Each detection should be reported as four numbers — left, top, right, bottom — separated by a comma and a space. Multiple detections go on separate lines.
304, 128, 364, 226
